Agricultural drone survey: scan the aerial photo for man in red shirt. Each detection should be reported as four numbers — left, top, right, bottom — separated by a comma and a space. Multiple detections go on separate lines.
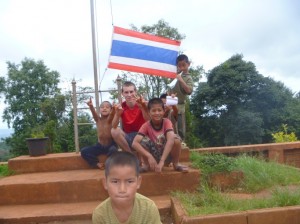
111, 81, 149, 152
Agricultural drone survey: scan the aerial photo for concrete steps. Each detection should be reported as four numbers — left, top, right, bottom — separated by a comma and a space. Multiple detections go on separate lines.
0, 167, 199, 205
0, 195, 170, 224
8, 148, 191, 174
0, 148, 199, 223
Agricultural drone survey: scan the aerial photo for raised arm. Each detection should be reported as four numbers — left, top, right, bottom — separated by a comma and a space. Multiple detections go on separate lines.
107, 103, 116, 124
136, 95, 150, 121
87, 98, 99, 122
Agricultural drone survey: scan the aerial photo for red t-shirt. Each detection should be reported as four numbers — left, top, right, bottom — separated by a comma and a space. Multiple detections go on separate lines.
138, 119, 173, 152
121, 101, 146, 133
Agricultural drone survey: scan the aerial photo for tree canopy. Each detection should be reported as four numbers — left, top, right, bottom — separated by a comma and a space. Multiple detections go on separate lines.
191, 54, 300, 146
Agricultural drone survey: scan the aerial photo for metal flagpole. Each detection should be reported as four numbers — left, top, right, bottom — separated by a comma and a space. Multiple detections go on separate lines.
90, 0, 100, 113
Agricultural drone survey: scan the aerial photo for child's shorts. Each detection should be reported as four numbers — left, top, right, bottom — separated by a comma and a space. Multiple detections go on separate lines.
140, 137, 172, 164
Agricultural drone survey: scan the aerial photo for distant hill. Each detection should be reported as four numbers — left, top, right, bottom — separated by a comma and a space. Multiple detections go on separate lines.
0, 129, 14, 140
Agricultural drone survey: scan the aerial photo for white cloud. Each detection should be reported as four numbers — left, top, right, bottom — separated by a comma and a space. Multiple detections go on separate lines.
0, 0, 299, 129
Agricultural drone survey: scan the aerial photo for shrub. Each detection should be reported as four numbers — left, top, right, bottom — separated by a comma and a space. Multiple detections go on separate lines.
272, 124, 298, 143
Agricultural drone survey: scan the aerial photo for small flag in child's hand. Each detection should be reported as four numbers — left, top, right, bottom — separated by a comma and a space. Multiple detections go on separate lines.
108, 26, 181, 78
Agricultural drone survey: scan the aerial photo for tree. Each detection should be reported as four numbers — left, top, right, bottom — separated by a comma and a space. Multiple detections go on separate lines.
0, 77, 5, 96
2, 58, 63, 155
191, 54, 299, 146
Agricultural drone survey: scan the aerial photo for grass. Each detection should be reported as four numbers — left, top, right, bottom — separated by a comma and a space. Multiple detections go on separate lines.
235, 155, 300, 192
173, 186, 300, 216
0, 164, 14, 177
173, 152, 300, 216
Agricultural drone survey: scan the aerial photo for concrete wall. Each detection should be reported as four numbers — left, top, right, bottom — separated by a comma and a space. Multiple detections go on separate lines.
191, 142, 300, 168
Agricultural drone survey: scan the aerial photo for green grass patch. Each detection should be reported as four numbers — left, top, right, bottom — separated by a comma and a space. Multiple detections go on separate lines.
0, 164, 14, 177
190, 152, 236, 177
175, 152, 300, 216
173, 186, 300, 216
235, 155, 300, 192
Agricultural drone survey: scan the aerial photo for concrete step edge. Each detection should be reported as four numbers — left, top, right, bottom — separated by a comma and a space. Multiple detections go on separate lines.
0, 195, 171, 224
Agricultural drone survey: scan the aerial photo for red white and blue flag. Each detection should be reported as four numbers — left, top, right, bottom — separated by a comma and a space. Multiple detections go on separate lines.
108, 26, 181, 78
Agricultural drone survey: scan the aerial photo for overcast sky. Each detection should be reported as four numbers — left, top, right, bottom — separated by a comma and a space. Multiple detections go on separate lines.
0, 0, 299, 129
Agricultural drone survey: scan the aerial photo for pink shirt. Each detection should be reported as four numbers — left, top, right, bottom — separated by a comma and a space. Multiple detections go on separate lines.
138, 118, 173, 151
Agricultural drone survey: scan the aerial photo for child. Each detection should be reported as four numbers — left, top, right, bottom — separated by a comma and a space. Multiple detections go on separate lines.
160, 93, 179, 135
170, 54, 194, 141
81, 98, 118, 169
92, 151, 161, 224
132, 98, 188, 173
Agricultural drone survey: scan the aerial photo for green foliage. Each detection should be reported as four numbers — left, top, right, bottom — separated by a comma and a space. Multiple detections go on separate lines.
30, 126, 46, 138
0, 164, 14, 176
190, 152, 236, 178
0, 76, 5, 96
190, 54, 300, 146
272, 124, 298, 143
174, 153, 300, 216
185, 100, 203, 149
0, 141, 12, 162
173, 186, 300, 216
77, 113, 98, 149
234, 155, 300, 192
2, 58, 64, 155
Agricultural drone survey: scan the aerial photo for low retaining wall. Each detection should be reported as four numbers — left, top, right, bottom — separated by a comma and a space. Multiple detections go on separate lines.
171, 197, 300, 224
191, 142, 300, 168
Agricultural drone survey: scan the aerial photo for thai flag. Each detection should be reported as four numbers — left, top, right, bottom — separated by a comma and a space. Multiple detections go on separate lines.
108, 26, 181, 78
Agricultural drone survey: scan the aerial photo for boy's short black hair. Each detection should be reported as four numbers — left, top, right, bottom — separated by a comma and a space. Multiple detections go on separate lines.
100, 101, 112, 108
148, 98, 164, 110
159, 93, 167, 99
176, 54, 189, 64
105, 151, 139, 177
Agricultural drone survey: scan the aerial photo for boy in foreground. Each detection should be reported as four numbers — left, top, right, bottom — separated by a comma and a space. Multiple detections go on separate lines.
132, 98, 188, 173
92, 151, 161, 224
81, 99, 118, 169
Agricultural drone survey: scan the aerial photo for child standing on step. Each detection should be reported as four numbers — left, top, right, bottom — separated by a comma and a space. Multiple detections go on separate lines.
169, 54, 194, 142
92, 151, 161, 224
81, 98, 118, 169
132, 98, 188, 173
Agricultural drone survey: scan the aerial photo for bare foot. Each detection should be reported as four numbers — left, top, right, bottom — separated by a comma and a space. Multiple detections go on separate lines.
97, 163, 105, 170
174, 164, 189, 173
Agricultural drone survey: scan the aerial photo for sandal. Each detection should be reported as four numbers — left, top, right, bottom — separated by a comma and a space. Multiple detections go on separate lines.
174, 164, 189, 173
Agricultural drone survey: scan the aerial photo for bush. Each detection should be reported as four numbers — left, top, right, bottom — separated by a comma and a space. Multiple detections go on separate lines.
272, 124, 298, 143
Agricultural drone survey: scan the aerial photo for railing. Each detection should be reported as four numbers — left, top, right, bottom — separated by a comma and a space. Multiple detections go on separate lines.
71, 76, 122, 153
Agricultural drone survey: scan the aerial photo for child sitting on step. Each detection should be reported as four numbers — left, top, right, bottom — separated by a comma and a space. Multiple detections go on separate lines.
92, 151, 161, 224
132, 98, 188, 173
81, 98, 118, 169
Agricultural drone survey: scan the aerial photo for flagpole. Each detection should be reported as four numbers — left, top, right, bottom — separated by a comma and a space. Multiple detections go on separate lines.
90, 0, 100, 113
